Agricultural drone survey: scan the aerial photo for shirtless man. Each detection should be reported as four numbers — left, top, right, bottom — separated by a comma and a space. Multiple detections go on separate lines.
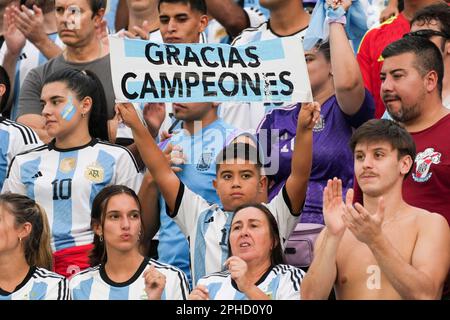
301, 119, 450, 299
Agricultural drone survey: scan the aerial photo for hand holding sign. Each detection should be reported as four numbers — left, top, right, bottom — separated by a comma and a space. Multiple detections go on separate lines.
116, 102, 143, 130
298, 101, 321, 131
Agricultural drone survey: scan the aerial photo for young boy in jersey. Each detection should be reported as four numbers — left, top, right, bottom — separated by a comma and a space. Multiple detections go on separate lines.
117, 100, 319, 285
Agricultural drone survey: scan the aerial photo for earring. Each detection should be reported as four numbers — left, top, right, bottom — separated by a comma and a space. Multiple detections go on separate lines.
19, 237, 22, 244
99, 235, 103, 242
81, 113, 86, 118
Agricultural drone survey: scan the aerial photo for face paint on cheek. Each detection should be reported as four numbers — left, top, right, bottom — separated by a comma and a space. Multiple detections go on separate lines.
60, 96, 76, 121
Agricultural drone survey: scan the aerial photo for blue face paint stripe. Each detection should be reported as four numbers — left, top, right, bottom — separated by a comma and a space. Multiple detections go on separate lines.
52, 151, 78, 251
60, 96, 76, 121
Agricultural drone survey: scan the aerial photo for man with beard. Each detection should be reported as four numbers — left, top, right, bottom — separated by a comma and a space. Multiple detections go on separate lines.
354, 35, 450, 299
376, 36, 449, 226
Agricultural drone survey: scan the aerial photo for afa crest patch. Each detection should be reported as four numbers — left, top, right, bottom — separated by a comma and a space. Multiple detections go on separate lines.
84, 162, 104, 183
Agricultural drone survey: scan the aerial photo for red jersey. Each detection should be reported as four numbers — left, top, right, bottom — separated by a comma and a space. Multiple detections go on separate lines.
357, 14, 410, 119
403, 114, 450, 225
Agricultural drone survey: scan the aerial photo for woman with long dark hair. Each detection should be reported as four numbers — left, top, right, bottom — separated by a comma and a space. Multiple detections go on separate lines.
189, 203, 304, 300
2, 68, 142, 277
69, 185, 189, 300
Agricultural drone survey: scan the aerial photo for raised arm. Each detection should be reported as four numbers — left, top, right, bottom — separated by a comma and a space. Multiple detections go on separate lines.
12, 5, 62, 59
1, 5, 25, 111
117, 103, 180, 213
284, 102, 320, 213
205, 0, 249, 38
329, 0, 365, 115
138, 171, 160, 247
301, 178, 347, 299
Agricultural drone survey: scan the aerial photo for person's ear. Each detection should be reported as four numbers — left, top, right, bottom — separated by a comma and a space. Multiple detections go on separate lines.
399, 155, 413, 176
213, 178, 218, 191
198, 14, 208, 33
0, 84, 6, 97
92, 222, 103, 237
424, 70, 439, 93
81, 96, 93, 117
18, 222, 32, 240
258, 174, 267, 193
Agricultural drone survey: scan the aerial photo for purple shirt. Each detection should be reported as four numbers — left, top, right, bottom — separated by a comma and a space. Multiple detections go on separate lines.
257, 90, 374, 224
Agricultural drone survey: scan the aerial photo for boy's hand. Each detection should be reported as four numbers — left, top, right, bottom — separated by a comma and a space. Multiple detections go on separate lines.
143, 102, 166, 138
115, 102, 143, 130
298, 101, 321, 131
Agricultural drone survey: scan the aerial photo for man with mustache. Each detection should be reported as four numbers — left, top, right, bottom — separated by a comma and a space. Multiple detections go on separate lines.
301, 119, 450, 299
354, 35, 450, 298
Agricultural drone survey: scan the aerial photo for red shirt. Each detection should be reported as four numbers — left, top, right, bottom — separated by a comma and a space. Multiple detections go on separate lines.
357, 14, 410, 119
403, 114, 450, 225
354, 114, 450, 226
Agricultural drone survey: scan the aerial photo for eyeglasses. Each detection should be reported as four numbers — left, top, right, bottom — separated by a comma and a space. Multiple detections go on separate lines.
404, 29, 449, 40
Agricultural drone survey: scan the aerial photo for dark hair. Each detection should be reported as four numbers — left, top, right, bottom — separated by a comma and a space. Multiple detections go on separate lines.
229, 203, 284, 265
158, 0, 207, 14
349, 119, 416, 177
216, 142, 263, 173
43, 68, 109, 141
313, 40, 331, 62
411, 3, 450, 42
0, 66, 11, 115
382, 36, 444, 96
89, 0, 107, 16
0, 193, 53, 270
89, 185, 143, 266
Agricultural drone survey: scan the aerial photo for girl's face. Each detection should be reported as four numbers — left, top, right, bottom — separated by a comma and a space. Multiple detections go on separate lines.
98, 194, 142, 255
40, 81, 88, 139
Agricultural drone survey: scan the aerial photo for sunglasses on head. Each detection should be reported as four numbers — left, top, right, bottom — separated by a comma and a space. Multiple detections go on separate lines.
404, 29, 449, 39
